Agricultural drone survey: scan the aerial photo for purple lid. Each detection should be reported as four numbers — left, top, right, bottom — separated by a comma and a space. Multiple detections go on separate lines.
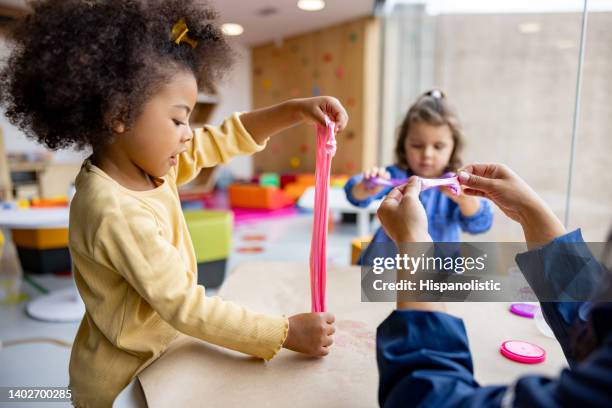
509, 303, 537, 319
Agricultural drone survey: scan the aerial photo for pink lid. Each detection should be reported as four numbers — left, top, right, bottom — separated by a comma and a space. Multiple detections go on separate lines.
509, 303, 537, 318
500, 340, 546, 364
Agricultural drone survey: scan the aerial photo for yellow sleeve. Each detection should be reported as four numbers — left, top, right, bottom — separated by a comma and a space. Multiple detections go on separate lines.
93, 205, 287, 360
174, 112, 268, 186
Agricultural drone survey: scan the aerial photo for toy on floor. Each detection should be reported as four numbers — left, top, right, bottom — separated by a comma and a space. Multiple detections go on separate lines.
259, 173, 280, 188
283, 174, 316, 201
181, 189, 299, 226
232, 207, 298, 225
241, 234, 267, 242
236, 246, 265, 254
364, 172, 461, 195
351, 236, 372, 265
228, 184, 294, 209
183, 210, 232, 288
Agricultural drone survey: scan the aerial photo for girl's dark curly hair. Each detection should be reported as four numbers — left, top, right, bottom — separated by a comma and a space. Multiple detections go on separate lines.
394, 90, 465, 173
0, 0, 233, 151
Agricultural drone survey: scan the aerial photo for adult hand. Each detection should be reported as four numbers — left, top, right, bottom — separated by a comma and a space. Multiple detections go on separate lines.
458, 163, 565, 244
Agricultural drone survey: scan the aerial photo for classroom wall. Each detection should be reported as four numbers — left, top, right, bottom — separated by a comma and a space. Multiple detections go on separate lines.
250, 17, 380, 176
208, 42, 253, 179
432, 12, 612, 241
380, 8, 612, 241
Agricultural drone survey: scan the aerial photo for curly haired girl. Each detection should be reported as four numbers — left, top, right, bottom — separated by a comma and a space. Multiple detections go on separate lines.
0, 1, 348, 406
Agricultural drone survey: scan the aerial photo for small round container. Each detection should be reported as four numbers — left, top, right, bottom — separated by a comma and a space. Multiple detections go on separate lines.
509, 303, 538, 318
500, 340, 546, 364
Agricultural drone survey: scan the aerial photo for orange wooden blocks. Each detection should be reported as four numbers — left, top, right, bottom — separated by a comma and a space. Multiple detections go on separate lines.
12, 228, 69, 250
228, 184, 294, 209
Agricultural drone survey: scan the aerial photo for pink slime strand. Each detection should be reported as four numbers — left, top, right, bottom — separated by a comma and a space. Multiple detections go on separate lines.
309, 118, 336, 312
364, 173, 461, 196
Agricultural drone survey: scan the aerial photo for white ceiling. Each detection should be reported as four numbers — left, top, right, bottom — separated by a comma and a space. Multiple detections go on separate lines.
0, 0, 376, 46
209, 0, 376, 46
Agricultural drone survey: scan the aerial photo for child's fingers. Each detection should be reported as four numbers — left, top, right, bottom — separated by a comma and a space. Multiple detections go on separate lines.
324, 97, 348, 133
333, 109, 348, 133
311, 106, 329, 128
322, 335, 334, 348
326, 324, 336, 336
323, 312, 335, 324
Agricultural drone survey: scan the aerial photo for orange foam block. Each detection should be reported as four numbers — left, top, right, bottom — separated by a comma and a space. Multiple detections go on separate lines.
283, 182, 309, 201
12, 228, 69, 250
295, 174, 316, 186
228, 184, 294, 209
351, 236, 372, 265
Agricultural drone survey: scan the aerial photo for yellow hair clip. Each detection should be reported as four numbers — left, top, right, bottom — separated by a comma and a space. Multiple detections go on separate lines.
171, 18, 198, 49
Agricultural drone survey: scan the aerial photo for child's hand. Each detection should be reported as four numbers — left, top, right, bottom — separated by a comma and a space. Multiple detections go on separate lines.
364, 166, 391, 182
283, 312, 335, 357
361, 166, 391, 193
290, 96, 348, 133
351, 167, 390, 201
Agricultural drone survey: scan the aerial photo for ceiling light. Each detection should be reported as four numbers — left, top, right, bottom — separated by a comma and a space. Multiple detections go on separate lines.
221, 23, 244, 36
518, 23, 541, 34
297, 0, 325, 12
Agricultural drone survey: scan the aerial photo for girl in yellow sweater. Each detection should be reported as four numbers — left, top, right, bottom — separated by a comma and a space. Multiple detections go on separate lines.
0, 1, 347, 406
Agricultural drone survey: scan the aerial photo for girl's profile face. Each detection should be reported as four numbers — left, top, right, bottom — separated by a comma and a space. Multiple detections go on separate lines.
404, 121, 454, 178
122, 70, 198, 178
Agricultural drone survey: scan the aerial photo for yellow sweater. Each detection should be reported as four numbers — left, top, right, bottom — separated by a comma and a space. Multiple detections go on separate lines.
68, 113, 289, 408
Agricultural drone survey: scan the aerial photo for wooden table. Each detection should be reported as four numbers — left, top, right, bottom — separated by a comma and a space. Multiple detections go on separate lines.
125, 262, 567, 408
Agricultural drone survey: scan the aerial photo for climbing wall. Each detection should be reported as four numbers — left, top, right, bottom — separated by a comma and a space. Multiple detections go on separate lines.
251, 17, 380, 175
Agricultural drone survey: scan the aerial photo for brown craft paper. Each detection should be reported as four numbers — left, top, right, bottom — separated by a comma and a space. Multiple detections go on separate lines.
137, 261, 566, 407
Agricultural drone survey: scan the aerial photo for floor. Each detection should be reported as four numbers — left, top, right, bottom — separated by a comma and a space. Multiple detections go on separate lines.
0, 212, 361, 407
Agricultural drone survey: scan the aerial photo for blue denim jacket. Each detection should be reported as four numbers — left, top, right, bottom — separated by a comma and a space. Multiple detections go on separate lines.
376, 229, 612, 407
